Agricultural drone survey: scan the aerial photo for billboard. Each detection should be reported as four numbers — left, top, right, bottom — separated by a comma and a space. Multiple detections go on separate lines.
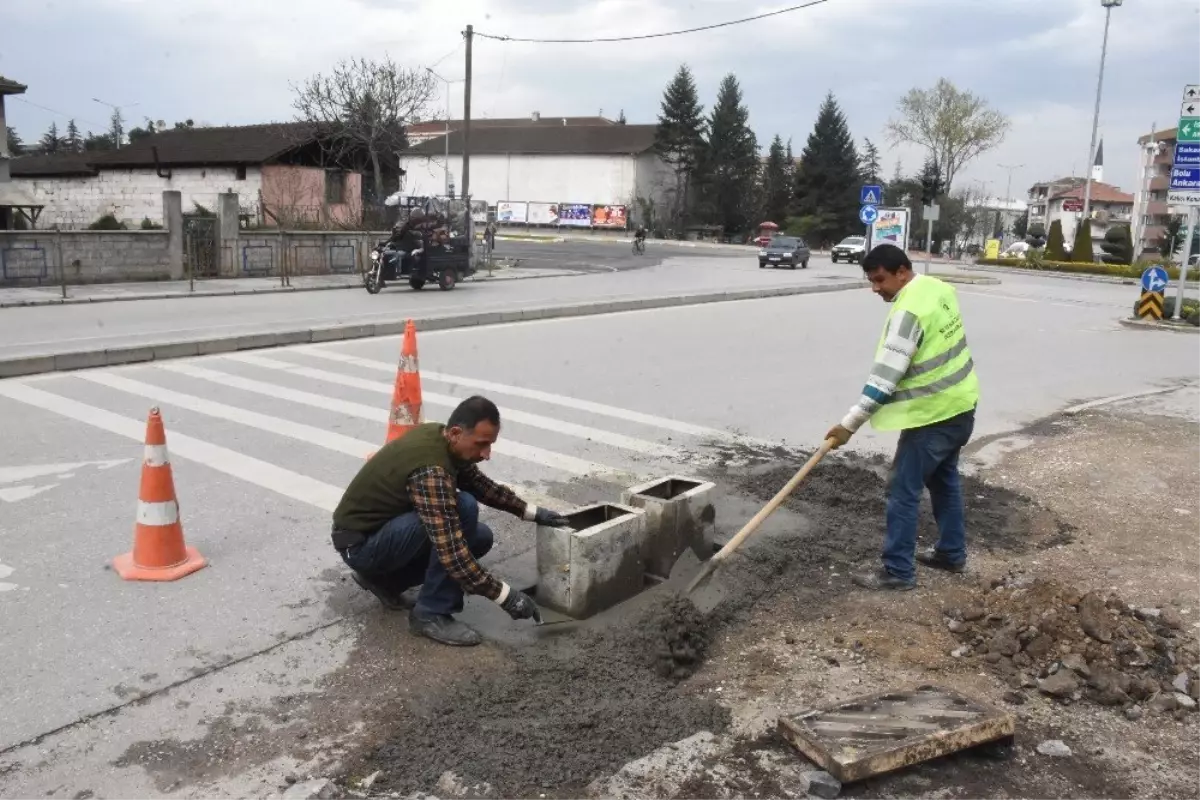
527, 202, 560, 226
496, 201, 528, 224
591, 204, 627, 228
559, 203, 592, 227
869, 207, 910, 250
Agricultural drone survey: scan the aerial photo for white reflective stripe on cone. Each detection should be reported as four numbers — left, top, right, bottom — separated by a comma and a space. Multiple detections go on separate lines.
137, 500, 179, 526
144, 444, 170, 467
399, 355, 419, 372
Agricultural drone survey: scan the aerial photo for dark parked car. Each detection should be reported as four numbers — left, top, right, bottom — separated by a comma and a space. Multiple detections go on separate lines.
758, 236, 810, 269
831, 235, 867, 264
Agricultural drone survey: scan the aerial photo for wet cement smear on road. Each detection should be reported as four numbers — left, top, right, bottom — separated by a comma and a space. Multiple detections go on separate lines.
334, 445, 1068, 797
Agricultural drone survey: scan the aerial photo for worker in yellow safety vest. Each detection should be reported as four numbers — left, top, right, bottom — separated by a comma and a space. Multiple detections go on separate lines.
825, 243, 980, 590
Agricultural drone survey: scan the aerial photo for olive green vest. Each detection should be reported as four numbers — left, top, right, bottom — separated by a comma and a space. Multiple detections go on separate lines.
332, 423, 458, 532
871, 275, 980, 431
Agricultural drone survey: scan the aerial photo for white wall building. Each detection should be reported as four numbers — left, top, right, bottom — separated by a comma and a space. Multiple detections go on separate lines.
399, 123, 673, 227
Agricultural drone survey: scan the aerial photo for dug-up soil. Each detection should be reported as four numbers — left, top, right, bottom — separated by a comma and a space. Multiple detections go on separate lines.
284, 401, 1197, 800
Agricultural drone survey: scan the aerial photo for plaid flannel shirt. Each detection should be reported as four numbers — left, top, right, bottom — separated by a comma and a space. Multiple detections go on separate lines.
406, 463, 530, 601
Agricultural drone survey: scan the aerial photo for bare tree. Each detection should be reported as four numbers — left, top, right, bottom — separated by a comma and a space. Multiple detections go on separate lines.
292, 56, 437, 203
886, 78, 1010, 192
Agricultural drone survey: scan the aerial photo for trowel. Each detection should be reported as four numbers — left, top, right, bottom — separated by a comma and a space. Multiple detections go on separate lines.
671, 438, 836, 604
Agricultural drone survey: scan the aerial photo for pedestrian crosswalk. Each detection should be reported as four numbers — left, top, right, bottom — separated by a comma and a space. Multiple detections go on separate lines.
0, 342, 772, 517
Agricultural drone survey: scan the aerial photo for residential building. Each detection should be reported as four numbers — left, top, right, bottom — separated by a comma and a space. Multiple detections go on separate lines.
1026, 167, 1133, 252
10, 123, 364, 229
1, 75, 43, 230
399, 119, 672, 227
1133, 127, 1179, 258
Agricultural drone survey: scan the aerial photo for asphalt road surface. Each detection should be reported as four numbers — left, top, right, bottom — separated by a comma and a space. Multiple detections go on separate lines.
0, 252, 856, 359
1, 242, 1198, 796
495, 238, 738, 273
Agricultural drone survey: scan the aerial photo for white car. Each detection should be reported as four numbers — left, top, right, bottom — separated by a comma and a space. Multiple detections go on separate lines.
831, 236, 867, 264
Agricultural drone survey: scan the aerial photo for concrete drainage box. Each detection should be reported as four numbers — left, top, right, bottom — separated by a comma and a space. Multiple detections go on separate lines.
621, 475, 716, 580
536, 502, 647, 619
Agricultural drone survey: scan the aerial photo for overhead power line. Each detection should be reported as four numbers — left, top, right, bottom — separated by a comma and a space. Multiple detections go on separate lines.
473, 0, 834, 43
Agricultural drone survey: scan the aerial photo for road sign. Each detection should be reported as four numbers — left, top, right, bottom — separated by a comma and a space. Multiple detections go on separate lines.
1170, 166, 1200, 191
1175, 142, 1200, 166
922, 203, 941, 222
1136, 291, 1165, 320
860, 185, 883, 205
1140, 265, 1169, 293
859, 204, 879, 225
1063, 199, 1084, 212
1173, 84, 1200, 205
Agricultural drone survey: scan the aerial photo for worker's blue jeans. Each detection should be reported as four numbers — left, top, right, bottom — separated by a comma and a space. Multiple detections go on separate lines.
342, 491, 493, 617
883, 409, 976, 582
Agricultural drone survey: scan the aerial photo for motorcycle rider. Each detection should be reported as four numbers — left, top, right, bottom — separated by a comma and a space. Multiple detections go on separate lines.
634, 224, 647, 251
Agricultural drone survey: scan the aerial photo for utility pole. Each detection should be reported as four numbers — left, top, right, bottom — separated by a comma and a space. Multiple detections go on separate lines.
462, 24, 474, 254
1082, 0, 1123, 221
998, 163, 1024, 247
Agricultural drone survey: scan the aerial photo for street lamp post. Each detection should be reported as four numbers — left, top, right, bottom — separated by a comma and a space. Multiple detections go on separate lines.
998, 163, 1024, 246
1081, 0, 1122, 225
424, 68, 461, 199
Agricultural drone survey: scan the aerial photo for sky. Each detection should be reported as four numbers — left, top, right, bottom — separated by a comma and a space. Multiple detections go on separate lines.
3, 0, 1198, 202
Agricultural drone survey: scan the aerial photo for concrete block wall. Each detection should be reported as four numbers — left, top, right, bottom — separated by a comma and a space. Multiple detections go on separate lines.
0, 230, 174, 284
16, 167, 262, 228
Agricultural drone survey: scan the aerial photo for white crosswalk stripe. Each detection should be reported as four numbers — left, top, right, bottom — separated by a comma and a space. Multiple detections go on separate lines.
0, 350, 736, 515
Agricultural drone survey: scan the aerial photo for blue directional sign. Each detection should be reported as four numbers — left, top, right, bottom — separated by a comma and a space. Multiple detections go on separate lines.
859, 204, 879, 225
860, 185, 883, 205
1169, 165, 1200, 191
1141, 265, 1169, 293
1174, 142, 1200, 167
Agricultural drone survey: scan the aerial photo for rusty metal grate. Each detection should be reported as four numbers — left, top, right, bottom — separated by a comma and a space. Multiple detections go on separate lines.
777, 685, 1015, 783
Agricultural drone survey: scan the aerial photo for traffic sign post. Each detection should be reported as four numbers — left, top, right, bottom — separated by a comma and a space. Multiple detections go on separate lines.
1141, 265, 1169, 293
860, 185, 883, 206
1138, 266, 1169, 321
1169, 85, 1199, 318
1137, 290, 1165, 320
922, 203, 940, 275
859, 204, 879, 226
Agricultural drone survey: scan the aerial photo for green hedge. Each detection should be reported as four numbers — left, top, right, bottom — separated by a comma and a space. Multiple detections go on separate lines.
974, 257, 1196, 281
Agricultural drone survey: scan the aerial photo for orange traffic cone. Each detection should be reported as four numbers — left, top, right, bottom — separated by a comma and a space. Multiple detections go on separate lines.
113, 407, 207, 582
385, 319, 424, 443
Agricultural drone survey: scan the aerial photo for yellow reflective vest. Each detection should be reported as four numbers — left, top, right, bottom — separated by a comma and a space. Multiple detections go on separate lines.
871, 276, 979, 431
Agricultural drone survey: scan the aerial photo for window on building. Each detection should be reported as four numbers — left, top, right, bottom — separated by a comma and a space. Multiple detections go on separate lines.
325, 170, 346, 204
236, 165, 247, 181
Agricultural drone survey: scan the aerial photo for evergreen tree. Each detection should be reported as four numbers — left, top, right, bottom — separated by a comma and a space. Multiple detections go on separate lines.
1045, 219, 1067, 260
699, 74, 760, 238
760, 134, 792, 227
859, 137, 882, 184
1011, 208, 1029, 239
617, 109, 627, 125
64, 119, 83, 152
654, 64, 706, 233
5, 126, 22, 156
38, 121, 63, 154
1100, 225, 1133, 264
1071, 218, 1094, 262
793, 92, 861, 247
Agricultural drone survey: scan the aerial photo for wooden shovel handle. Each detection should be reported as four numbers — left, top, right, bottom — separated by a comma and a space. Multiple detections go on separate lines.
710, 438, 835, 565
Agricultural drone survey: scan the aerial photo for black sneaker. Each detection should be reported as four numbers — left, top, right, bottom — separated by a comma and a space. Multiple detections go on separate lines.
916, 548, 967, 574
351, 570, 412, 611
852, 567, 916, 591
408, 609, 483, 647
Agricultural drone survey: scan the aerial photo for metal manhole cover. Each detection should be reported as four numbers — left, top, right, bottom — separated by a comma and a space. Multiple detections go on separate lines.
777, 684, 1015, 783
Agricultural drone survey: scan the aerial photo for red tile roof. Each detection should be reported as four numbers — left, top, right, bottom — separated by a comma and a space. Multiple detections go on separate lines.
1050, 181, 1132, 204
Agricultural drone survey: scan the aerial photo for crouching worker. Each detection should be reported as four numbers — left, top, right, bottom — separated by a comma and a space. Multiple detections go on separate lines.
330, 396, 572, 646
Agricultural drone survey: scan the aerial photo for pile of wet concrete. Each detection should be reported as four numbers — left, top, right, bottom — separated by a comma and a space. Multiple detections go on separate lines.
943, 571, 1200, 718
334, 449, 1074, 797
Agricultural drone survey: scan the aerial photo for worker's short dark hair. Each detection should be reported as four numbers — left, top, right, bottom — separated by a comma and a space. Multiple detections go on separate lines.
448, 395, 501, 430
862, 243, 912, 274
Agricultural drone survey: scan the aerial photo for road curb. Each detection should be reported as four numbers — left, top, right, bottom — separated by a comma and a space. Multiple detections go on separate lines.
963, 264, 1200, 287
0, 270, 574, 309
1117, 317, 1199, 334
0, 280, 864, 378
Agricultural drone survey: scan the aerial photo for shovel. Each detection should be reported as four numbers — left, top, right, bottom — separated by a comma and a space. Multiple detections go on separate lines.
684, 438, 836, 595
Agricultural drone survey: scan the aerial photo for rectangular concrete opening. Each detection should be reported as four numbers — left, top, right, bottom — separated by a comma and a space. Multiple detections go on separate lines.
636, 477, 704, 500
566, 503, 634, 532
